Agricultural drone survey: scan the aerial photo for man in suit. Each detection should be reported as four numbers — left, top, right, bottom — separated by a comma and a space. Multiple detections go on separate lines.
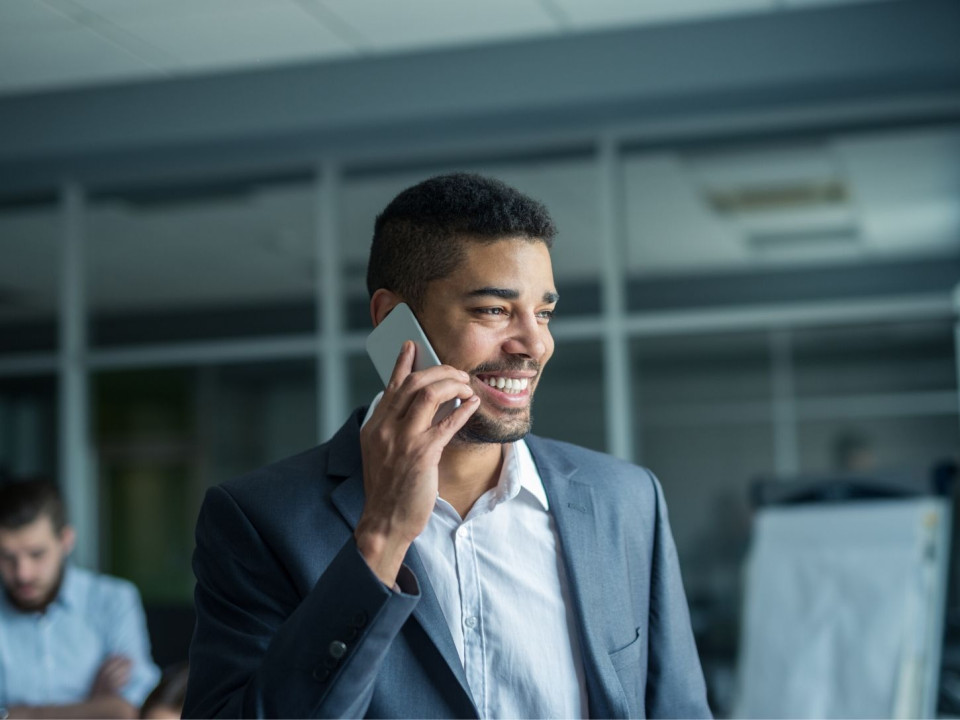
184, 173, 711, 719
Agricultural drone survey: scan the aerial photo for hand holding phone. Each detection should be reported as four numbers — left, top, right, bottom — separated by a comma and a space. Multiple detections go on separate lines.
366, 302, 461, 424
357, 303, 479, 585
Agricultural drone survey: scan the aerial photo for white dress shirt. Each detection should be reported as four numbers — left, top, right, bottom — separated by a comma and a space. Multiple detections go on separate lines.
363, 394, 588, 718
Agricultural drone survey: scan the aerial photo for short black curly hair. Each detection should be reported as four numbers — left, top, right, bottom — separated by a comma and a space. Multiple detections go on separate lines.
366, 173, 557, 311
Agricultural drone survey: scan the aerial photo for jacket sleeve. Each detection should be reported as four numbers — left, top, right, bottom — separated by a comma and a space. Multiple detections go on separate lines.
183, 484, 420, 719
644, 471, 713, 719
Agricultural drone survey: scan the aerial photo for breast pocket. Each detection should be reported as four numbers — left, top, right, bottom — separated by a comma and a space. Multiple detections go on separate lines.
609, 627, 645, 718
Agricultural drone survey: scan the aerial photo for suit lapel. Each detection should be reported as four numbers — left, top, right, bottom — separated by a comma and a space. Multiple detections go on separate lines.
327, 411, 475, 706
526, 435, 630, 719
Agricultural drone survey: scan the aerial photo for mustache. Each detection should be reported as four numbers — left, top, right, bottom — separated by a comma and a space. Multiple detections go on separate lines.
470, 359, 541, 375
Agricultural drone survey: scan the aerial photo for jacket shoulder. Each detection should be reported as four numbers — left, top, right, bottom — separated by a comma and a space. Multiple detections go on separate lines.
525, 434, 661, 500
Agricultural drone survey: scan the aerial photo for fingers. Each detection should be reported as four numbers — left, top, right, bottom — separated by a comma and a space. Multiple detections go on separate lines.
430, 394, 481, 443
380, 344, 473, 423
385, 340, 416, 391
403, 377, 476, 429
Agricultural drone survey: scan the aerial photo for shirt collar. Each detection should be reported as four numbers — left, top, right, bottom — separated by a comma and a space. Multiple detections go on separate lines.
362, 392, 549, 512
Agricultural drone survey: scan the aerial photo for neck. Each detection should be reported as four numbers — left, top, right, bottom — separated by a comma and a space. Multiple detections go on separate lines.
438, 441, 505, 519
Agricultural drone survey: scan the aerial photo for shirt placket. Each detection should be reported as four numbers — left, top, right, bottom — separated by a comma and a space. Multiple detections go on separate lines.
454, 522, 486, 717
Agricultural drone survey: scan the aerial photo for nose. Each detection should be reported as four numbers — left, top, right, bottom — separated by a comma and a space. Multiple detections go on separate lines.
11, 559, 32, 585
502, 311, 548, 360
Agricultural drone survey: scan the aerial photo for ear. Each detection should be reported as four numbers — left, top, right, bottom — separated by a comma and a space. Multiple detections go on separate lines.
60, 525, 76, 556
370, 289, 403, 327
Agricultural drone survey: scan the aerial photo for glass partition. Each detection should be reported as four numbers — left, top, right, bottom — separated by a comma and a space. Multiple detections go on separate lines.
88, 176, 318, 347
0, 199, 59, 354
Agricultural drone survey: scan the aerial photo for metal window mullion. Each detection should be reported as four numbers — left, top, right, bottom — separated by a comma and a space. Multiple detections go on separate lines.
317, 160, 347, 442
770, 328, 799, 478
598, 134, 634, 462
58, 181, 97, 569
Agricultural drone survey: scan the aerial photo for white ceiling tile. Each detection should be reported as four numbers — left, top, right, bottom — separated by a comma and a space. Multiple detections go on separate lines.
0, 0, 81, 36
0, 24, 162, 94
100, 3, 355, 72
71, 0, 272, 23
319, 0, 559, 54
550, 0, 774, 31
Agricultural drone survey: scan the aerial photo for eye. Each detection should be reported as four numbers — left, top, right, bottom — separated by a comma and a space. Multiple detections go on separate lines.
474, 307, 507, 316
537, 309, 556, 321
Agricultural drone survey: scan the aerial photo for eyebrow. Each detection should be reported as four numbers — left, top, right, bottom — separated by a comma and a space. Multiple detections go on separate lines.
463, 287, 559, 304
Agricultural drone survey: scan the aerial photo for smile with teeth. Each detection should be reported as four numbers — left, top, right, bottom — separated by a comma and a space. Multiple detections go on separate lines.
480, 376, 530, 394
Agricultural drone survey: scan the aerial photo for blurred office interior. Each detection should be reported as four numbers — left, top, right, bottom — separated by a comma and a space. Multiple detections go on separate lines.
0, 0, 959, 716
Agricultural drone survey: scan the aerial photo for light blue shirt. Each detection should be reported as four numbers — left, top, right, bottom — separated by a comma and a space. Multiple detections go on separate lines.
0, 564, 160, 707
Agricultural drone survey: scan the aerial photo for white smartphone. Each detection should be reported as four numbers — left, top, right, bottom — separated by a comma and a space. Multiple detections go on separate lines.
365, 302, 461, 423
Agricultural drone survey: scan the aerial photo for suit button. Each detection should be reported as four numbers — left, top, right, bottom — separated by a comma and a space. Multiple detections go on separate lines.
351, 611, 368, 628
329, 640, 348, 659
312, 667, 330, 683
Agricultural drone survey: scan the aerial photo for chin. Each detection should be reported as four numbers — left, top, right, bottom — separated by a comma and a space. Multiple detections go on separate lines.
456, 409, 532, 445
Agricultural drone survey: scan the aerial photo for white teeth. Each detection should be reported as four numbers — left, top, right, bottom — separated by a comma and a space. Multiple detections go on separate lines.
483, 376, 530, 394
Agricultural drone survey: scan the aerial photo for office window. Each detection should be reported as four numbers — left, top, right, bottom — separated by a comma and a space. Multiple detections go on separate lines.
0, 375, 57, 480
95, 360, 317, 602
793, 320, 958, 485
0, 199, 59, 354
87, 176, 318, 347
630, 331, 774, 584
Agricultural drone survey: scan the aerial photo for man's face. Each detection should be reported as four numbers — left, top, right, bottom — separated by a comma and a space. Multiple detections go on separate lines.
0, 515, 73, 612
417, 237, 557, 444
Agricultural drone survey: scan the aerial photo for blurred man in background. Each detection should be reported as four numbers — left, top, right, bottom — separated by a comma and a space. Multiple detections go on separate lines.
0, 478, 159, 719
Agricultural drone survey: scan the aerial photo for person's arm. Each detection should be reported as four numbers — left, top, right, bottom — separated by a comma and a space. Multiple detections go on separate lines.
644, 470, 713, 719
7, 696, 136, 720
98, 583, 160, 707
184, 341, 479, 719
184, 488, 421, 719
6, 654, 139, 719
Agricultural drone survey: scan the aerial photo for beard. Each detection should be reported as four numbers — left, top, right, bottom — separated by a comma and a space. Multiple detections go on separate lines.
456, 406, 533, 444
5, 562, 65, 613
454, 358, 540, 445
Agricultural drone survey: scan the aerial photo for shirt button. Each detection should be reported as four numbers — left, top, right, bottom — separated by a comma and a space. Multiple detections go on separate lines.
464, 616, 478, 629
456, 526, 467, 538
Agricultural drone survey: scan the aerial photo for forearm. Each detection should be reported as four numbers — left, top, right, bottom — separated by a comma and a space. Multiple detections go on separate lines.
9, 696, 137, 719
185, 534, 420, 718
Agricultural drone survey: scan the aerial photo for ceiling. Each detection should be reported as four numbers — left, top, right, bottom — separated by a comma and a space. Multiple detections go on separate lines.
0, 0, 895, 97
3, 0, 955, 326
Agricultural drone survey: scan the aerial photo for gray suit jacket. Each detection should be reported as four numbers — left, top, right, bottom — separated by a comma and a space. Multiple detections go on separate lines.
184, 409, 711, 718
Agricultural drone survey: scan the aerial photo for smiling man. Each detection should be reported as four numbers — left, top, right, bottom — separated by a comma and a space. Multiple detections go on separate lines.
184, 173, 711, 719
0, 479, 159, 719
